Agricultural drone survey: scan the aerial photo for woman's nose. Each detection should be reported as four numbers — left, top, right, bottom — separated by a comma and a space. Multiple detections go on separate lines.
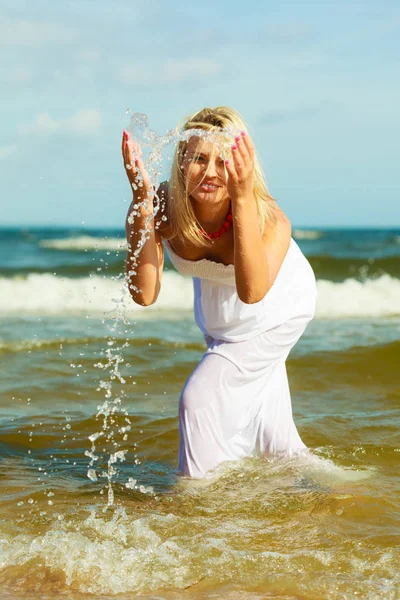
206, 161, 218, 177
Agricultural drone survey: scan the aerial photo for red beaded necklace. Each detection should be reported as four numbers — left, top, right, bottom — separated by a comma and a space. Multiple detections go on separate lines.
200, 205, 233, 240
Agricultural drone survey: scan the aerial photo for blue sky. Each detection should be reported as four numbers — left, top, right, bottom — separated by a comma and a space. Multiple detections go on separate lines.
1, 0, 399, 228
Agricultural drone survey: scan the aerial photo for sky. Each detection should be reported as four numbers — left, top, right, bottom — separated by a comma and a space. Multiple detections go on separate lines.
1, 0, 399, 228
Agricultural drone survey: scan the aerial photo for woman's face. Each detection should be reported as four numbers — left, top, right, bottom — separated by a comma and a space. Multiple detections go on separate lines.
181, 136, 229, 205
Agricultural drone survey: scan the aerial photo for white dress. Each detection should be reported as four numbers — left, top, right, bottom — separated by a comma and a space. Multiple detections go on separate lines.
163, 238, 317, 479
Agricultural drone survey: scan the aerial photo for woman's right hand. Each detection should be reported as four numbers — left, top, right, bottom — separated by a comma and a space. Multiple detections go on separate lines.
122, 130, 154, 202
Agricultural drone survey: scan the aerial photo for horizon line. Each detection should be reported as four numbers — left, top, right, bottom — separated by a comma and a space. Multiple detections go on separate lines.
1, 223, 400, 231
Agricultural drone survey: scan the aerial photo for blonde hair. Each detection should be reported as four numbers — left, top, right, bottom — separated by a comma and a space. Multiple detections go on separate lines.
167, 106, 277, 246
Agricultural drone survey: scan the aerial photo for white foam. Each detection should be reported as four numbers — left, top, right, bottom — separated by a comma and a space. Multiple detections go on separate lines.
0, 273, 399, 318
315, 274, 400, 318
0, 272, 193, 316
40, 236, 127, 251
293, 229, 324, 240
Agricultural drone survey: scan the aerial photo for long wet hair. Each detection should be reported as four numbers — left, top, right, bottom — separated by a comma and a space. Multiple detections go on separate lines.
167, 106, 277, 246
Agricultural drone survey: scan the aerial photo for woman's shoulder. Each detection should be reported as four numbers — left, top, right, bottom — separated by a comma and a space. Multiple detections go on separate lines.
157, 179, 169, 198
277, 207, 292, 236
154, 180, 174, 239
155, 180, 169, 208
265, 204, 292, 239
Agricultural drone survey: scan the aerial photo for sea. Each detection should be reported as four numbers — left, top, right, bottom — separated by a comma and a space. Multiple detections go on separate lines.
0, 225, 399, 600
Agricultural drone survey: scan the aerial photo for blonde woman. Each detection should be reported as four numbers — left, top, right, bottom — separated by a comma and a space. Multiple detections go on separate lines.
122, 106, 317, 479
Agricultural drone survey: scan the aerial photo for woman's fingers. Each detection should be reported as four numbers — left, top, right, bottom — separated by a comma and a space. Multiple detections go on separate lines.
122, 131, 132, 165
224, 132, 256, 200
121, 131, 128, 160
240, 131, 255, 161
231, 136, 245, 175
122, 130, 153, 195
135, 155, 152, 190
122, 131, 135, 161
224, 157, 238, 184
234, 132, 254, 168
122, 131, 140, 174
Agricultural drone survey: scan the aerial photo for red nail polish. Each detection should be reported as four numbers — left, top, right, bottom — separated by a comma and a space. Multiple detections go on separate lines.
241, 131, 246, 136
232, 144, 237, 150
225, 159, 230, 165
235, 136, 240, 142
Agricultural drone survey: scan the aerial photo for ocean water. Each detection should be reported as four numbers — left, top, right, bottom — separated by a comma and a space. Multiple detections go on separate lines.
0, 226, 399, 599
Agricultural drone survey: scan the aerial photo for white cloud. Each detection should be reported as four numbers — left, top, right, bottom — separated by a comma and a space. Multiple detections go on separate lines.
23, 114, 59, 135
66, 110, 103, 135
0, 16, 77, 47
118, 57, 222, 85
20, 110, 103, 136
0, 145, 17, 159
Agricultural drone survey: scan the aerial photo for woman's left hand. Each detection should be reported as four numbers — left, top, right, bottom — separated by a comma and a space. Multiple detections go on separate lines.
224, 132, 255, 202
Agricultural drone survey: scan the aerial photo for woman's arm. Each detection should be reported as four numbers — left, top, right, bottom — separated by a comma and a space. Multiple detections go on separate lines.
122, 130, 166, 306
233, 200, 291, 304
225, 132, 291, 304
125, 201, 164, 306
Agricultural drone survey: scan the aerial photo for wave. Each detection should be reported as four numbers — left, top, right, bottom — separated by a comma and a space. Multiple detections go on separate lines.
39, 236, 126, 251
0, 272, 193, 316
4, 254, 399, 282
0, 335, 204, 355
315, 274, 400, 317
0, 261, 126, 278
0, 273, 399, 318
0, 465, 397, 598
0, 336, 93, 355
40, 232, 323, 251
293, 229, 324, 240
309, 255, 400, 281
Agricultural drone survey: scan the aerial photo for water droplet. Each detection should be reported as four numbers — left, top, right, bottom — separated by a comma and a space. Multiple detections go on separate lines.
87, 469, 98, 481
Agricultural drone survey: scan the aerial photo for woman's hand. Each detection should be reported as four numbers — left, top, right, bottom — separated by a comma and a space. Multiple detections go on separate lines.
121, 130, 154, 202
224, 131, 255, 203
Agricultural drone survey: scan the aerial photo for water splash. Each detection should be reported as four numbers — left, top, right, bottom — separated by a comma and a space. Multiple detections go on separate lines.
85, 112, 241, 506
124, 111, 240, 294
85, 337, 133, 505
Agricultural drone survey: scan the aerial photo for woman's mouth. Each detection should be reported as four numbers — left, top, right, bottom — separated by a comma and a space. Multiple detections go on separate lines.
199, 183, 219, 193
